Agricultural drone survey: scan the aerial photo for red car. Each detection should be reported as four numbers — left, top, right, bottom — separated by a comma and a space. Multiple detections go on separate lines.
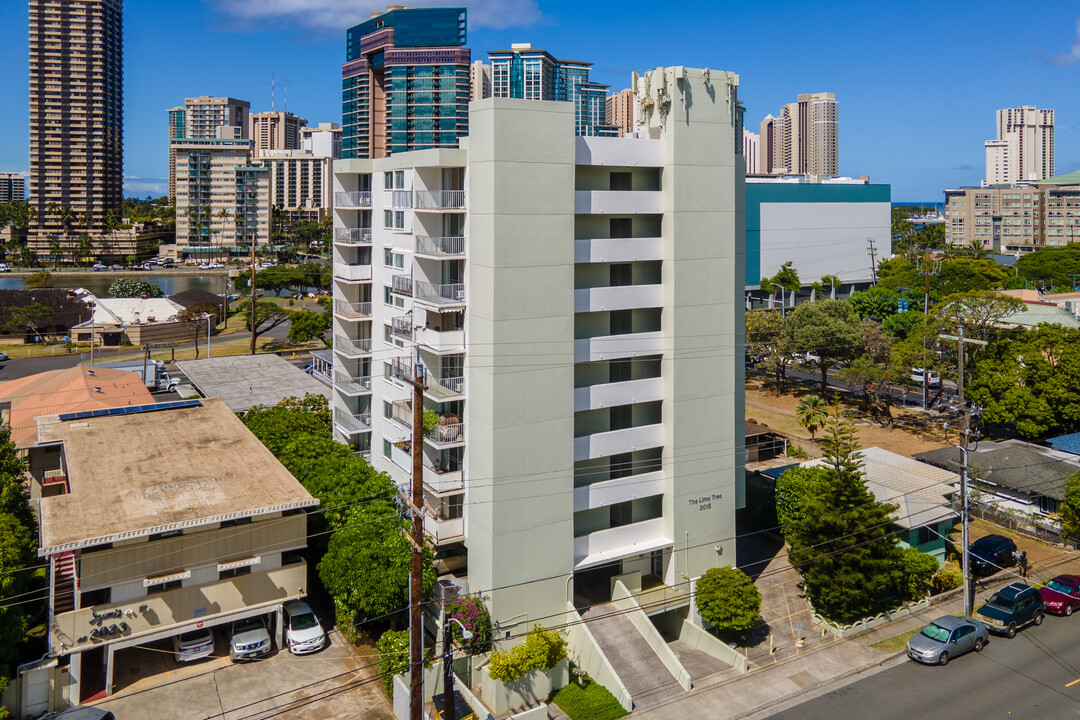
1039, 575, 1080, 616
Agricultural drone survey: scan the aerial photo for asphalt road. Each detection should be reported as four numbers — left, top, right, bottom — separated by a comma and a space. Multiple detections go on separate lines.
0, 348, 133, 381
769, 615, 1080, 719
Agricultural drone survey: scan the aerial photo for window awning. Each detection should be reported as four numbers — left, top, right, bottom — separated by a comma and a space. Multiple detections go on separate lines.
143, 569, 191, 587
217, 556, 261, 572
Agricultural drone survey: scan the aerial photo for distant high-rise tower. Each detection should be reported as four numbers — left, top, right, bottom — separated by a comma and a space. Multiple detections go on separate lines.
341, 7, 471, 159
488, 44, 618, 137
168, 97, 250, 201
984, 106, 1054, 184
606, 88, 634, 137
743, 128, 760, 174
758, 92, 838, 176
470, 60, 491, 101
28, 0, 123, 247
0, 173, 27, 204
250, 111, 308, 159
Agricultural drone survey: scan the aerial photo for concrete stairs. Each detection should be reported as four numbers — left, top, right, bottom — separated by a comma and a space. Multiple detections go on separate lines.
53, 551, 77, 614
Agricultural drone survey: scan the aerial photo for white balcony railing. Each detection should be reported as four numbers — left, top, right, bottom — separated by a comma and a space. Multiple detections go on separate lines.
414, 190, 466, 211
335, 264, 372, 282
415, 326, 465, 354
424, 463, 464, 494
334, 191, 372, 208
415, 235, 465, 257
437, 375, 464, 394
573, 423, 664, 463
427, 422, 464, 446
333, 372, 372, 395
424, 514, 465, 544
334, 228, 372, 246
336, 411, 372, 434
573, 517, 669, 568
387, 189, 413, 208
333, 300, 372, 319
334, 335, 372, 357
391, 275, 413, 296
414, 281, 465, 306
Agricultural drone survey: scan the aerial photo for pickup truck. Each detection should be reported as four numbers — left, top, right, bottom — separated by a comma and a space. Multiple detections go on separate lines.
96, 360, 180, 392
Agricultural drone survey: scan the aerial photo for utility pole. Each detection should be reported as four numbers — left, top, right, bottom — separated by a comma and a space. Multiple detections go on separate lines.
941, 324, 987, 617
392, 357, 427, 720
919, 248, 936, 411
1070, 273, 1080, 292
867, 237, 878, 284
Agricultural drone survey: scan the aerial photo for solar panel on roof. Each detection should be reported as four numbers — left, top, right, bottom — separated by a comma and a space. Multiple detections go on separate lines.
58, 399, 202, 422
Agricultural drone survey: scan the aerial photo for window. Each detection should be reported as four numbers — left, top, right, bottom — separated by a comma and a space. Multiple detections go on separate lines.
395, 170, 405, 189
383, 439, 392, 458
219, 565, 252, 580
147, 580, 182, 594
384, 248, 394, 266
384, 210, 394, 228
220, 517, 252, 529
148, 529, 182, 542
384, 401, 393, 419
610, 172, 632, 191
395, 211, 405, 229
385, 324, 393, 342
917, 525, 935, 546
281, 548, 305, 566
384, 172, 393, 190
384, 286, 393, 305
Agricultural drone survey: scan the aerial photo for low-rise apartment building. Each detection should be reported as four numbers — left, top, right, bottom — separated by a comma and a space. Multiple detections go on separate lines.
24, 398, 317, 710
331, 66, 744, 635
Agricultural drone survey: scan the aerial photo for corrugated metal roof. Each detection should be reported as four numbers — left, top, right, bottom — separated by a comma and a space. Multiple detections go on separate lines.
1049, 432, 1080, 456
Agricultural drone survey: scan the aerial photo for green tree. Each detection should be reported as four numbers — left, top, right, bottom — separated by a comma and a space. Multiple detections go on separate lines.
1058, 472, 1080, 542
2, 302, 52, 341
241, 394, 333, 455
694, 566, 762, 638
287, 309, 331, 343
774, 465, 831, 544
175, 303, 218, 360
848, 287, 901, 322
761, 261, 801, 303
899, 548, 939, 601
1014, 244, 1080, 291
487, 625, 568, 682
795, 395, 828, 439
882, 310, 923, 341
24, 271, 51, 288
746, 309, 790, 392
107, 278, 164, 298
0, 429, 33, 679
240, 299, 290, 347
787, 411, 904, 623
785, 299, 863, 394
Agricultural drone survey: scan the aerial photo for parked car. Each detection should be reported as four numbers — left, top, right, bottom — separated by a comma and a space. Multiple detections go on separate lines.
907, 615, 988, 666
1039, 575, 1080, 616
283, 600, 327, 655
969, 534, 1017, 577
172, 627, 215, 662
41, 707, 115, 719
229, 615, 272, 661
0, 264, 10, 272
0, 352, 9, 362
92, 263, 106, 271
911, 367, 941, 387
975, 582, 1044, 638
791, 351, 821, 364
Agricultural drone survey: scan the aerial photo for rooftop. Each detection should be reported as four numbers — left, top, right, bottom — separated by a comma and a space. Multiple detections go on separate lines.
0, 367, 153, 448
36, 397, 317, 555
915, 441, 1080, 502
1048, 432, 1080, 456
76, 297, 184, 328
176, 354, 331, 412
999, 302, 1080, 329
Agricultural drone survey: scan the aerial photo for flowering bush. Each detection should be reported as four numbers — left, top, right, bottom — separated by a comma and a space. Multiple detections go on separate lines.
444, 594, 493, 655
487, 625, 567, 682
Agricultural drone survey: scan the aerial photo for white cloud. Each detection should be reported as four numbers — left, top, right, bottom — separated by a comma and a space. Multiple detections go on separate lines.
1048, 19, 1080, 65
212, 0, 542, 32
123, 177, 168, 198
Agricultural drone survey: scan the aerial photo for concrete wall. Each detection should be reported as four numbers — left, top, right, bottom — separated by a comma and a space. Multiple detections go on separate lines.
610, 580, 692, 690
562, 604, 633, 711
480, 658, 568, 716
465, 98, 577, 633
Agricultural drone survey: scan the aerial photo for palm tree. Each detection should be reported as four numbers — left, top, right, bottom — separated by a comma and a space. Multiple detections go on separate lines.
77, 234, 94, 267
216, 208, 232, 263
795, 395, 829, 440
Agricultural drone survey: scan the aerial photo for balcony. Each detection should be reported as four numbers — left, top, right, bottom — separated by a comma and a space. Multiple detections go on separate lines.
415, 235, 465, 258
387, 189, 413, 208
574, 331, 664, 363
574, 237, 663, 264
573, 470, 665, 512
333, 372, 372, 396
574, 190, 664, 215
335, 411, 372, 435
391, 275, 413, 296
574, 423, 664, 462
424, 463, 464, 495
573, 517, 670, 568
334, 335, 372, 358
574, 285, 664, 313
426, 422, 464, 448
333, 300, 372, 320
415, 326, 465, 354
391, 315, 413, 340
425, 374, 464, 401
574, 377, 663, 412
414, 190, 466, 211
334, 228, 372, 246
390, 399, 413, 429
414, 281, 465, 308
335, 264, 372, 283
334, 191, 371, 208
424, 513, 465, 545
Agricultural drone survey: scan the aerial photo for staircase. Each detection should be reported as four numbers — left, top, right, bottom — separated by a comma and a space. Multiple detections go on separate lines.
53, 552, 77, 614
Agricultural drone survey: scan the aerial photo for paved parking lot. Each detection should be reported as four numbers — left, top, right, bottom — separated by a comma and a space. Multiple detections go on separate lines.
93, 629, 394, 720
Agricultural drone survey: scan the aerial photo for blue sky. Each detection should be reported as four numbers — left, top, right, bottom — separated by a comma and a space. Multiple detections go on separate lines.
1, 0, 1078, 201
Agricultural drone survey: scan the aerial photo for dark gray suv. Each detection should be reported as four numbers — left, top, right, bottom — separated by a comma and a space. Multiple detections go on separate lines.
974, 582, 1044, 638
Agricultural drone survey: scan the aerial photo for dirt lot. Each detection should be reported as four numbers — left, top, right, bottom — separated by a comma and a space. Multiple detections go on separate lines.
746, 377, 950, 459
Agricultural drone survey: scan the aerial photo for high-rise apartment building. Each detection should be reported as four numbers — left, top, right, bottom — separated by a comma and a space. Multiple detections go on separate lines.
758, 92, 838, 176
606, 88, 634, 137
470, 60, 491, 101
489, 44, 618, 137
250, 111, 307, 159
301, 122, 343, 159
743, 128, 760, 174
341, 7, 471, 159
983, 106, 1054, 184
330, 66, 743, 631
0, 173, 26, 203
28, 0, 123, 252
167, 97, 250, 201
265, 150, 331, 222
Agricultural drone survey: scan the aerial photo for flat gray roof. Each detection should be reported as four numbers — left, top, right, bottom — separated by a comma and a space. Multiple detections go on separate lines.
177, 354, 331, 412
37, 397, 317, 555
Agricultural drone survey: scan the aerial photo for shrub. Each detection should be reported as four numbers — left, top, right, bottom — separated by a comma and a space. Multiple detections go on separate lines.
695, 566, 762, 637
932, 569, 963, 594
899, 547, 939, 601
487, 625, 567, 683
376, 630, 410, 695
550, 675, 627, 720
107, 278, 164, 298
775, 466, 830, 545
445, 594, 493, 655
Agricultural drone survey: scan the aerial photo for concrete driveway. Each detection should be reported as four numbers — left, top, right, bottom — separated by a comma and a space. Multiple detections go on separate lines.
91, 629, 394, 720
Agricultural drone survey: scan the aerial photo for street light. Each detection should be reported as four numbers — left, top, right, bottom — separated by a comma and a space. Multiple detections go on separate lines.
442, 616, 473, 720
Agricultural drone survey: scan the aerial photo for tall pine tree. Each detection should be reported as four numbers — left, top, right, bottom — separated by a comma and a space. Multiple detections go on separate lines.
788, 410, 903, 623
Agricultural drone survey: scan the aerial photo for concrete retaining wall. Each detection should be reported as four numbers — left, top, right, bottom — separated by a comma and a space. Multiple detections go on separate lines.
562, 604, 633, 712
611, 580, 693, 691
811, 597, 932, 639
479, 659, 568, 716
678, 619, 750, 673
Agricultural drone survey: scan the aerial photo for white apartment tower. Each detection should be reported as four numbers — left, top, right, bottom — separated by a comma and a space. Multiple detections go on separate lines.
984, 106, 1054, 184
759, 92, 838, 176
743, 128, 760, 174
331, 67, 744, 630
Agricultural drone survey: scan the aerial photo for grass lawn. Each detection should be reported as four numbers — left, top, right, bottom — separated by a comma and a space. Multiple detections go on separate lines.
870, 628, 919, 654
550, 677, 627, 720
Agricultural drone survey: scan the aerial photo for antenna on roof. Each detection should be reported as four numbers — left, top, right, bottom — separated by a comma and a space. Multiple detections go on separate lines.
272, 73, 276, 112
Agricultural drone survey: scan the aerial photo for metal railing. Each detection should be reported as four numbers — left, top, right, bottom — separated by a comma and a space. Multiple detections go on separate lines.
437, 375, 464, 394
333, 301, 372, 319
333, 372, 372, 394
388, 356, 422, 384
336, 412, 372, 433
334, 227, 372, 245
428, 422, 464, 445
634, 582, 691, 616
414, 281, 465, 305
415, 235, 465, 257
414, 190, 466, 210
387, 189, 413, 208
334, 191, 372, 208
333, 335, 372, 356
391, 275, 413, 296
391, 315, 414, 339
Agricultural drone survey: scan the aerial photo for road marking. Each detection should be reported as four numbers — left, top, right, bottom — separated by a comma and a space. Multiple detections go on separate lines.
1066, 677, 1080, 688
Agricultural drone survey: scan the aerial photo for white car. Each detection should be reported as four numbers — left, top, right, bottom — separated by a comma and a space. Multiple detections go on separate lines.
230, 615, 272, 661
911, 368, 941, 387
283, 600, 327, 655
0, 264, 10, 272
172, 627, 214, 663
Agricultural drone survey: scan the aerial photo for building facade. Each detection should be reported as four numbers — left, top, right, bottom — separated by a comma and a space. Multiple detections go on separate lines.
743, 128, 760, 175
331, 66, 743, 631
984, 106, 1055, 184
470, 60, 491, 101
489, 44, 618, 137
265, 150, 332, 222
758, 92, 838, 176
28, 0, 123, 248
250, 111, 307, 159
984, 138, 1013, 186
168, 97, 250, 202
301, 122, 343, 159
0, 172, 26, 203
605, 88, 634, 137
342, 7, 471, 159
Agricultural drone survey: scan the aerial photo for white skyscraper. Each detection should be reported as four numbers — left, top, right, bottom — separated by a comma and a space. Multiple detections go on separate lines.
984, 106, 1055, 184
